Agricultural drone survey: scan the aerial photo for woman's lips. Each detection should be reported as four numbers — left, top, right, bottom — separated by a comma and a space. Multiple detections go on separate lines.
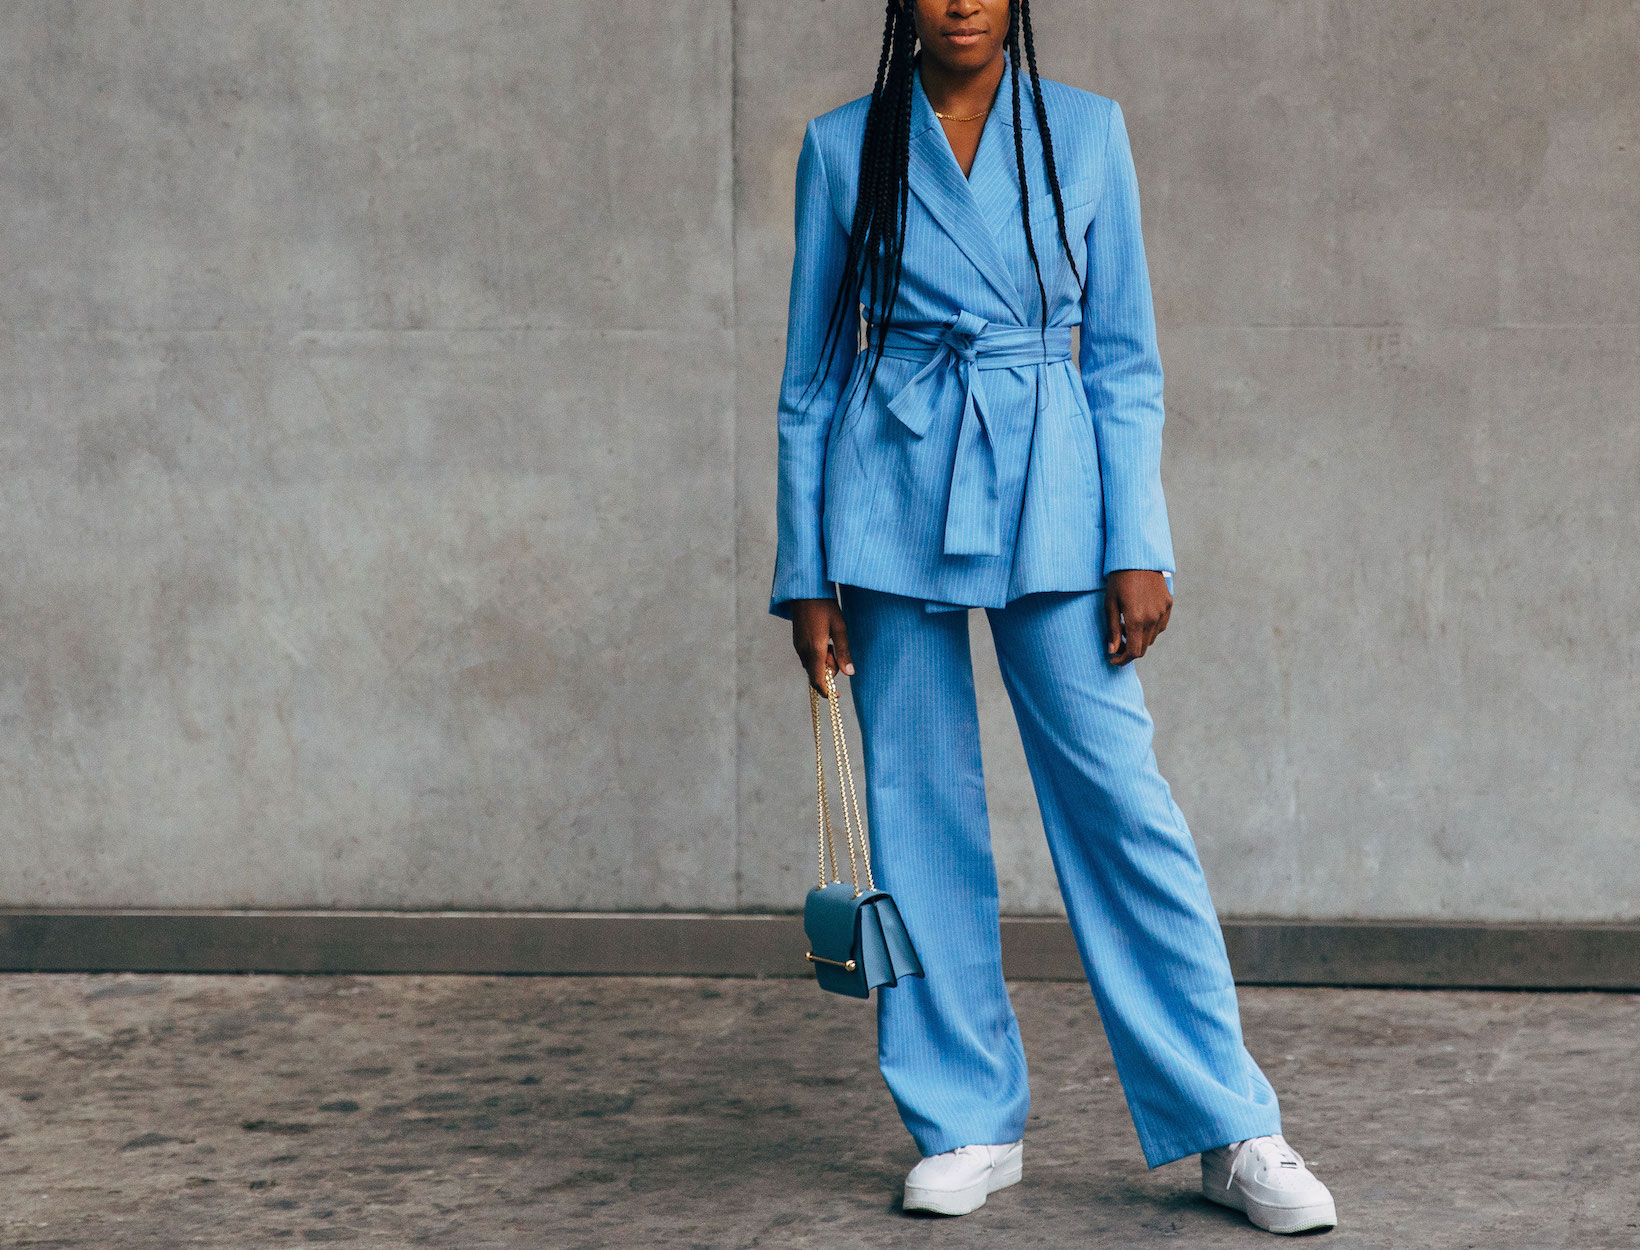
944, 29, 986, 45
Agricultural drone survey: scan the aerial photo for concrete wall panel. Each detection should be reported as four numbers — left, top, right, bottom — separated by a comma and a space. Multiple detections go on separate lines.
0, 327, 736, 907
1147, 325, 1640, 920
1, 2, 736, 907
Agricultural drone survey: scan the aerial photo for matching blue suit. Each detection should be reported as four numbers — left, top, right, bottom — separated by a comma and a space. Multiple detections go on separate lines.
768, 58, 1283, 1168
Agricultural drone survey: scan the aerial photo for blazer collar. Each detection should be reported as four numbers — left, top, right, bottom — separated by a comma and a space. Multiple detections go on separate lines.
908, 56, 1035, 322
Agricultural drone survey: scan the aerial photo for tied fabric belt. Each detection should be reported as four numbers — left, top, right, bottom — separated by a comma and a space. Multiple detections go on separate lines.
876, 311, 1073, 558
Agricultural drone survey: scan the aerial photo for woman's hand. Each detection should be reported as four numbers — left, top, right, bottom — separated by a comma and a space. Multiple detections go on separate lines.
790, 597, 854, 696
1104, 570, 1172, 665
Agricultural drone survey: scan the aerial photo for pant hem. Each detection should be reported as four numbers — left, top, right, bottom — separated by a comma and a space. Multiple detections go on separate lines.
1137, 1114, 1284, 1170
912, 1124, 1029, 1158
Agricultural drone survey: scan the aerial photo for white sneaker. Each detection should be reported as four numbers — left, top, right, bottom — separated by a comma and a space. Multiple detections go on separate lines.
1201, 1133, 1337, 1234
902, 1139, 1023, 1215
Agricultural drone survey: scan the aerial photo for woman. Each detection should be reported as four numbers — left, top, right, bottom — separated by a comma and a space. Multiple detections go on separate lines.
768, 0, 1338, 1236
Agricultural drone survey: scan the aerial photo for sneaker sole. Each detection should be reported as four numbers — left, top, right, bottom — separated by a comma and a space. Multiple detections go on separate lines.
1203, 1184, 1338, 1235
904, 1154, 1023, 1217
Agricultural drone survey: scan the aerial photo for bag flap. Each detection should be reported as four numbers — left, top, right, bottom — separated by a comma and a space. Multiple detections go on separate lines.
871, 893, 924, 980
856, 900, 893, 986
804, 882, 866, 963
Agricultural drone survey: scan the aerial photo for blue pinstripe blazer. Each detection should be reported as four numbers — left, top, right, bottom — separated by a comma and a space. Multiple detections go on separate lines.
768, 57, 1175, 620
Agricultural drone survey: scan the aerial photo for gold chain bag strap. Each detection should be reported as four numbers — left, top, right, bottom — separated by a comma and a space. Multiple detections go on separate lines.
810, 667, 874, 895
801, 667, 924, 998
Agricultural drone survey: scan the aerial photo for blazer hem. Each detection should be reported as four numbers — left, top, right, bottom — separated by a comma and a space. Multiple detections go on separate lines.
826, 564, 1111, 615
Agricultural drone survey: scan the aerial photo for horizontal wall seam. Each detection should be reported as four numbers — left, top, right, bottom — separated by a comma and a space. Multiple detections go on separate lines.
0, 911, 1635, 989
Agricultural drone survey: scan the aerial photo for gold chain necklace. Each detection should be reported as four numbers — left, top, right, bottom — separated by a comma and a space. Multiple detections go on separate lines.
934, 106, 989, 122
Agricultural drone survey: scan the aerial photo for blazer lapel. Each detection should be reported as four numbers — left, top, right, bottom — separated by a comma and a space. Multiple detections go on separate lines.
907, 64, 1029, 323
968, 66, 1030, 253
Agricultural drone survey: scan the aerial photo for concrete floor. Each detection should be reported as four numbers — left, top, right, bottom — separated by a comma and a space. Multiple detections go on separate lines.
0, 976, 1635, 1248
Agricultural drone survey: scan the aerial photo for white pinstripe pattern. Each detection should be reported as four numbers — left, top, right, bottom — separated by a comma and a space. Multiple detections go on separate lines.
838, 583, 1283, 1168
769, 56, 1175, 622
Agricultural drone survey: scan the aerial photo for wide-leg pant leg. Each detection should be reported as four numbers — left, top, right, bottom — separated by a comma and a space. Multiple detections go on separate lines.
984, 588, 1283, 1169
836, 583, 1031, 1156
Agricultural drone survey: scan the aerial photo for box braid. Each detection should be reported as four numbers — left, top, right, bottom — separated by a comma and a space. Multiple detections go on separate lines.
1010, 0, 1086, 313
803, 0, 1082, 409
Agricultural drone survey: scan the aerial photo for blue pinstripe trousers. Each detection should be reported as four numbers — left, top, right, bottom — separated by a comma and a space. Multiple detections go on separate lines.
836, 583, 1283, 1169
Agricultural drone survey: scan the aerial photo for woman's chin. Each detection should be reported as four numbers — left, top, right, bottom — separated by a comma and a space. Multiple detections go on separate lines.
926, 39, 1004, 73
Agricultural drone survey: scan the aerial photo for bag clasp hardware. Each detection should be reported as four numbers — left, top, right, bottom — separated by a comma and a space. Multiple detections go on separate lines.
805, 952, 857, 971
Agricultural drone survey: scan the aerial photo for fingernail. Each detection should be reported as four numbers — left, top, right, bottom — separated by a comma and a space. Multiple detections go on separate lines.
844, 663, 855, 674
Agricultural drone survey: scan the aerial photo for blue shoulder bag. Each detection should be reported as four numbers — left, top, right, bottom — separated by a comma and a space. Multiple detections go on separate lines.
803, 668, 924, 999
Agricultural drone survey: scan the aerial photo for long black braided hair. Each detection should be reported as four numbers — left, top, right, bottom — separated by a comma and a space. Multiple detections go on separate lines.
803, 0, 1085, 412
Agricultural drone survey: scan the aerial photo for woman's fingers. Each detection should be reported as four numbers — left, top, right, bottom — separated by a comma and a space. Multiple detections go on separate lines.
1118, 617, 1143, 664
808, 639, 836, 696
1118, 620, 1139, 664
1105, 591, 1124, 659
831, 618, 855, 677
1107, 596, 1145, 665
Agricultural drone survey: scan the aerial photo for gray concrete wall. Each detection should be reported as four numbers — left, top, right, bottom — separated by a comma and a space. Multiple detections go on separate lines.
2, 1, 737, 909
3, 2, 1635, 919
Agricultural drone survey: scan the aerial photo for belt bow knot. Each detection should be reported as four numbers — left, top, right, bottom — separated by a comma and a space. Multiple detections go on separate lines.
938, 309, 987, 363
878, 311, 1072, 558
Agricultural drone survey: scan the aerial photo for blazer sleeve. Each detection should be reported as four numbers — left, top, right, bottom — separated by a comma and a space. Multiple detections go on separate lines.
1080, 99, 1176, 578
768, 120, 858, 621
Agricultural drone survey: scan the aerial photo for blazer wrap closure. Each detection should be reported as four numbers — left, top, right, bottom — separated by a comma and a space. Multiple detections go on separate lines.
878, 313, 1073, 561
768, 59, 1176, 620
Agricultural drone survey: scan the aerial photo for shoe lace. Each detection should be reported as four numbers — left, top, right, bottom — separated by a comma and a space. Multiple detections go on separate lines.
1224, 1134, 1306, 1192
